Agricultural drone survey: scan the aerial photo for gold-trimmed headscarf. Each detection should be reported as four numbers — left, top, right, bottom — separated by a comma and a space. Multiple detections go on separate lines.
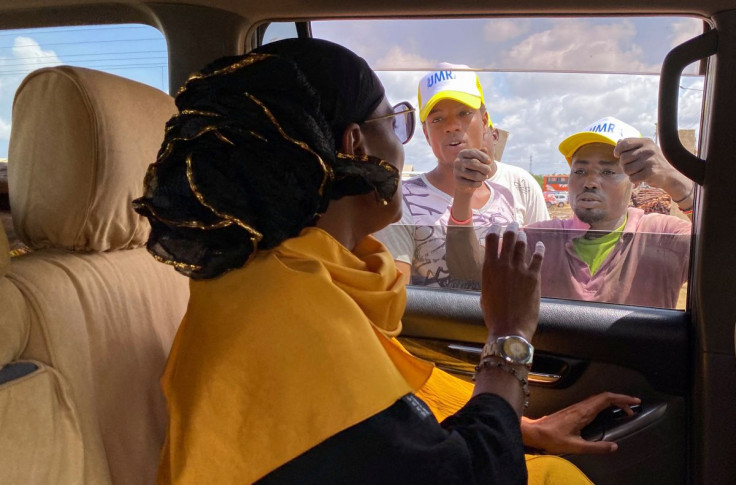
133, 39, 399, 279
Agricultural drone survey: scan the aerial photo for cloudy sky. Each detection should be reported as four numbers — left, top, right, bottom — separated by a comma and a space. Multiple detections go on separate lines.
0, 25, 167, 159
0, 17, 705, 177
0, 36, 61, 148
311, 17, 705, 175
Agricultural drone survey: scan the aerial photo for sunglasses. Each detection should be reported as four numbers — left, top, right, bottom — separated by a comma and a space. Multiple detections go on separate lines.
362, 101, 416, 145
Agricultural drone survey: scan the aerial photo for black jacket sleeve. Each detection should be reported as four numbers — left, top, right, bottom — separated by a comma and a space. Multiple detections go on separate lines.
258, 393, 526, 485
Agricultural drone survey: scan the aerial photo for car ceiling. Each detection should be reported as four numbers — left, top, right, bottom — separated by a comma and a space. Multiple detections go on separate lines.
0, 0, 729, 27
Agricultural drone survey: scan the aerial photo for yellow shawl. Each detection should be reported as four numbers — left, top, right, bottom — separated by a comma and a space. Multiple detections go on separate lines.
158, 227, 433, 483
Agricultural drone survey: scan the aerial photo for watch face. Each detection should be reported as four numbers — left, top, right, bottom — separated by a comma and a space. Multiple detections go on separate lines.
503, 337, 532, 362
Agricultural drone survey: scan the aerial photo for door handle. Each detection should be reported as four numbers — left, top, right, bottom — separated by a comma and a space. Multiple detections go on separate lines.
399, 337, 587, 388
443, 344, 572, 387
659, 29, 717, 185
581, 401, 667, 442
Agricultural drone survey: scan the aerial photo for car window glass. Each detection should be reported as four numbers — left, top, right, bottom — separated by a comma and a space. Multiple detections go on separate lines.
261, 21, 298, 45
307, 17, 704, 311
0, 24, 168, 157
0, 24, 168, 254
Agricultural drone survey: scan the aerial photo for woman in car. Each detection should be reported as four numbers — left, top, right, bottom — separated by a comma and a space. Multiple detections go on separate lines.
134, 38, 593, 484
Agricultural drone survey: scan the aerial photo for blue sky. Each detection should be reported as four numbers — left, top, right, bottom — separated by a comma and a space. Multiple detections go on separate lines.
0, 17, 705, 176
0, 24, 168, 158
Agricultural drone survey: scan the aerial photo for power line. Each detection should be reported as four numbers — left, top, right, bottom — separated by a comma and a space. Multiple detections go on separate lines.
104, 65, 169, 72
1, 38, 163, 49
66, 57, 167, 64
0, 26, 152, 37
13, 49, 167, 58
1, 54, 167, 68
0, 63, 168, 76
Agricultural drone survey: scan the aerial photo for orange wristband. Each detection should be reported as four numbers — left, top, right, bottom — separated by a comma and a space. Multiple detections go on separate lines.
449, 211, 473, 225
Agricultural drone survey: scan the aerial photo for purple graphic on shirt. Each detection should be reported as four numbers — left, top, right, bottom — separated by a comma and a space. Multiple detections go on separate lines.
402, 176, 514, 288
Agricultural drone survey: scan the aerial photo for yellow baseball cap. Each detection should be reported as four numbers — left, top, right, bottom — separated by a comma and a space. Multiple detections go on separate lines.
418, 63, 493, 127
559, 116, 642, 164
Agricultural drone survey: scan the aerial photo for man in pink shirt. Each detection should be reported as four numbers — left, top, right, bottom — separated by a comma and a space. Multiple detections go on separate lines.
448, 117, 694, 309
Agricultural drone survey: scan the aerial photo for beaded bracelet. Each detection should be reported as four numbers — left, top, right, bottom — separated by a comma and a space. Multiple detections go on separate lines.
449, 211, 473, 225
473, 357, 530, 409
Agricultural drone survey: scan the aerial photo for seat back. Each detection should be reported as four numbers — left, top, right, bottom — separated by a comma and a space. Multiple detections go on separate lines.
1, 66, 189, 484
0, 223, 85, 484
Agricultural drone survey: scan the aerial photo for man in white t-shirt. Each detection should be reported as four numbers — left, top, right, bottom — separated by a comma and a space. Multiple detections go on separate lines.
485, 132, 549, 226
380, 169, 516, 288
375, 64, 545, 287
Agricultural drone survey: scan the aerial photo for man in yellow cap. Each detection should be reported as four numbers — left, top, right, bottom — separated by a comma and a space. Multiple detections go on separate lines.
447, 116, 694, 308
376, 64, 547, 288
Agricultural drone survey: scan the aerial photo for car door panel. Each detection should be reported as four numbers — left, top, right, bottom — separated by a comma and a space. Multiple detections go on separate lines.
401, 286, 689, 484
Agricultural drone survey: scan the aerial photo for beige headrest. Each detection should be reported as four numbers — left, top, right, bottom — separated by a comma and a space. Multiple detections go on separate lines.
0, 221, 8, 277
8, 66, 176, 251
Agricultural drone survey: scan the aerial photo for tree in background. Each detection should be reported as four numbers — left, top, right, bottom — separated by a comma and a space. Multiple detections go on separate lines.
532, 173, 544, 189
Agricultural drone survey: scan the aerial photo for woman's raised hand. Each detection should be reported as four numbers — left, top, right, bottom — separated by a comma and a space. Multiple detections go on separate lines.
480, 223, 545, 341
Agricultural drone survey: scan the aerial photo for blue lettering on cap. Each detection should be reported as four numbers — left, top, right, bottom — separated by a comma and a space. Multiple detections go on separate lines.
589, 123, 616, 134
591, 123, 609, 133
427, 70, 456, 88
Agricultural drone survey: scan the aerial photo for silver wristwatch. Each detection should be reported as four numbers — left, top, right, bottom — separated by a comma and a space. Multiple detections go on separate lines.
481, 335, 534, 367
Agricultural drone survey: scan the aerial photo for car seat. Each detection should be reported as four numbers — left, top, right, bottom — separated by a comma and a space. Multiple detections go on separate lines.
0, 66, 189, 484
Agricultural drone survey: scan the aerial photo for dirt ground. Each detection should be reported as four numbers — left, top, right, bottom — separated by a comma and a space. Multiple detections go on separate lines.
548, 204, 573, 220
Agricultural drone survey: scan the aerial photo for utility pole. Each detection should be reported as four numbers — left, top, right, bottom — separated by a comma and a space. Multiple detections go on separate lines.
529, 154, 533, 174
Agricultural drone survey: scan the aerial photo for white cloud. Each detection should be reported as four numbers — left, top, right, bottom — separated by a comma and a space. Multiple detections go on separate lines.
319, 18, 706, 175
403, 131, 437, 173
0, 36, 61, 98
376, 68, 703, 175
0, 36, 62, 156
374, 69, 437, 172
375, 69, 424, 109
483, 19, 530, 43
676, 77, 704, 135
481, 71, 703, 174
667, 19, 706, 75
373, 46, 434, 70
0, 117, 10, 141
669, 19, 704, 48
501, 19, 657, 73
7, 36, 61, 71
493, 73, 661, 172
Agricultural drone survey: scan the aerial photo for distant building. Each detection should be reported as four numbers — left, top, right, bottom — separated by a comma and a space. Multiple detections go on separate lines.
0, 158, 8, 196
401, 164, 422, 179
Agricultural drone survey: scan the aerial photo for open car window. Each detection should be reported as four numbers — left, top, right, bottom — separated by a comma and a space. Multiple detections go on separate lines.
264, 16, 705, 311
